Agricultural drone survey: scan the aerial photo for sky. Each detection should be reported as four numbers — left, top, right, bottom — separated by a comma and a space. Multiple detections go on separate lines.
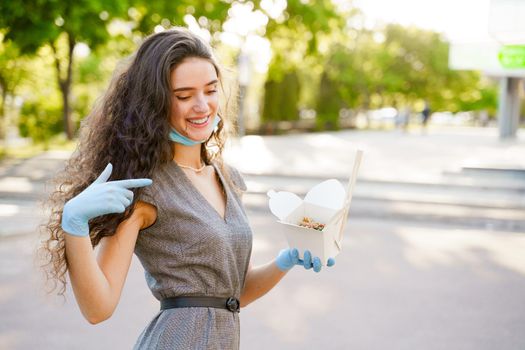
218, 0, 498, 73
353, 0, 493, 43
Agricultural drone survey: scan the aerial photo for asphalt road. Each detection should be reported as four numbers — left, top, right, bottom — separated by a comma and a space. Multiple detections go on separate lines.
1, 209, 524, 350
1, 127, 524, 349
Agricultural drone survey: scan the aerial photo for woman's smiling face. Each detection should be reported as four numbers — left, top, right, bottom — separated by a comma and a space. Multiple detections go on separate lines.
169, 57, 219, 142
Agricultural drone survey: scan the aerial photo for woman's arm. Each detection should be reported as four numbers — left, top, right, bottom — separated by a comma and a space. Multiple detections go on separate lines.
239, 249, 335, 307
66, 201, 156, 324
240, 260, 286, 307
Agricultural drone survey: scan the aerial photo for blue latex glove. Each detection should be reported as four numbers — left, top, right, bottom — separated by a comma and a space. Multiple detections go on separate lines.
61, 163, 152, 237
275, 248, 336, 273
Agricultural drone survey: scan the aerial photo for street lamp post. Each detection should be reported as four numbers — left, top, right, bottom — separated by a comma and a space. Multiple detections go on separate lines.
488, 0, 525, 139
237, 51, 250, 137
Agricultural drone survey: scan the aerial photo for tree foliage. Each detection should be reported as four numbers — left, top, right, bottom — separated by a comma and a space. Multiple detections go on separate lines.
0, 36, 26, 143
129, 0, 230, 36
0, 1, 500, 142
262, 70, 300, 123
316, 24, 498, 127
260, 0, 346, 124
0, 0, 129, 139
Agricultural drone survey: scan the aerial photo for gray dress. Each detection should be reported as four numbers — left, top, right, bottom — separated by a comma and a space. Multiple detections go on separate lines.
132, 160, 253, 350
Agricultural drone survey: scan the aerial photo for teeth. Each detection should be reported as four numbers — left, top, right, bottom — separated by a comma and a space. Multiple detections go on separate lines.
189, 116, 209, 125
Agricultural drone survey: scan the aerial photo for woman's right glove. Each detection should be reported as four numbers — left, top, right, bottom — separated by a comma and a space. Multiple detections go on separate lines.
275, 248, 336, 273
61, 163, 152, 237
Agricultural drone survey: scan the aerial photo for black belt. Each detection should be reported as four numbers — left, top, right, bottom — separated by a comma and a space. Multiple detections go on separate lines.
160, 296, 240, 313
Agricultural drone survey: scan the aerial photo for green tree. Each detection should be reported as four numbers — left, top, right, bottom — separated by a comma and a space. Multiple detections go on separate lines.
316, 30, 378, 128
316, 24, 498, 124
18, 93, 63, 148
262, 70, 300, 123
0, 0, 128, 139
380, 24, 498, 113
0, 36, 26, 147
260, 0, 348, 126
129, 0, 231, 37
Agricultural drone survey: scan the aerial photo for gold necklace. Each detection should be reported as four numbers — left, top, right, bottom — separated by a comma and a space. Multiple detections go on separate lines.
175, 162, 207, 172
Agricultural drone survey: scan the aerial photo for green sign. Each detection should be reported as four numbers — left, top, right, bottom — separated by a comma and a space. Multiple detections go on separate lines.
498, 45, 525, 69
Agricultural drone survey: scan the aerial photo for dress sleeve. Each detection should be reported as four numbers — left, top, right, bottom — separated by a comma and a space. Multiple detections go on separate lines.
227, 165, 247, 193
136, 184, 158, 209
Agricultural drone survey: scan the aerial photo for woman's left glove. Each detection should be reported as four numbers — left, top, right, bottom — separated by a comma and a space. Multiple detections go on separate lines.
61, 163, 152, 237
275, 248, 335, 273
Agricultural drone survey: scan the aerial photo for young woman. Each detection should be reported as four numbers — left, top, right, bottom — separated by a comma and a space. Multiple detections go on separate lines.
40, 27, 334, 349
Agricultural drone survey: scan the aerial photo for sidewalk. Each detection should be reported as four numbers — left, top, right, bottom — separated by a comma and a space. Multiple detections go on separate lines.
3, 214, 525, 350
2, 126, 523, 187
228, 126, 525, 232
225, 126, 525, 183
1, 126, 525, 349
1, 126, 524, 238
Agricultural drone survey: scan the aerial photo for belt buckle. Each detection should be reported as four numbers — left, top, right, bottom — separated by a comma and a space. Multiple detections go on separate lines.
226, 297, 240, 313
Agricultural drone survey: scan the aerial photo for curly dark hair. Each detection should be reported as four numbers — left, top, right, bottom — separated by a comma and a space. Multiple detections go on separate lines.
38, 27, 238, 297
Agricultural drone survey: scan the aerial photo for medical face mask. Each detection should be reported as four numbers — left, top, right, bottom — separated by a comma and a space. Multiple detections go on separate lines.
169, 115, 221, 146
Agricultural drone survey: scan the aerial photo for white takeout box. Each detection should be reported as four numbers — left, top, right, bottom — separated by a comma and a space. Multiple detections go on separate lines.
267, 150, 363, 264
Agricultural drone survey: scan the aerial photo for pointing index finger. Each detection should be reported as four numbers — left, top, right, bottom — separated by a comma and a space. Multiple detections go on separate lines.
111, 178, 153, 189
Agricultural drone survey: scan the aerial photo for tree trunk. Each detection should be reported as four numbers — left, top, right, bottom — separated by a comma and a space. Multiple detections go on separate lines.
52, 33, 76, 140
60, 80, 72, 140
